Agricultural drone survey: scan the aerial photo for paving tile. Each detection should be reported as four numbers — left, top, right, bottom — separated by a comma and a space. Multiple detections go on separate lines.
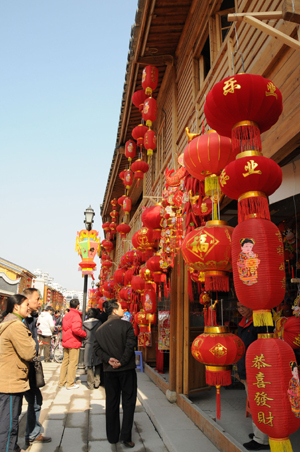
60, 427, 88, 450
69, 396, 90, 412
90, 440, 118, 452
48, 403, 68, 420
65, 410, 88, 428
29, 419, 64, 452
89, 413, 107, 440
90, 399, 105, 414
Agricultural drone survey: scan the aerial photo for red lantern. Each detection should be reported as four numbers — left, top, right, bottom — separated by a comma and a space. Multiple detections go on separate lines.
125, 140, 136, 162
119, 287, 131, 302
111, 198, 118, 208
123, 169, 134, 189
192, 326, 245, 419
141, 204, 164, 240
143, 289, 157, 314
110, 209, 118, 221
109, 222, 117, 237
144, 129, 157, 162
232, 217, 285, 326
140, 267, 155, 284
246, 334, 300, 451
132, 89, 148, 112
102, 239, 114, 253
184, 130, 234, 180
204, 74, 283, 154
102, 260, 113, 271
182, 220, 233, 292
281, 317, 300, 349
132, 227, 155, 261
116, 223, 131, 239
142, 97, 157, 128
124, 268, 135, 286
123, 196, 132, 216
131, 159, 149, 186
132, 124, 148, 148
146, 254, 164, 284
219, 153, 282, 223
102, 221, 111, 235
131, 275, 145, 293
125, 250, 138, 267
119, 170, 125, 181
120, 254, 128, 268
114, 268, 126, 285
142, 65, 158, 96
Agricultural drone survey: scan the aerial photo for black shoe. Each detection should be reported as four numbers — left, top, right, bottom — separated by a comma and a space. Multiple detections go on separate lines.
25, 435, 52, 446
249, 433, 254, 439
243, 440, 270, 450
120, 440, 135, 448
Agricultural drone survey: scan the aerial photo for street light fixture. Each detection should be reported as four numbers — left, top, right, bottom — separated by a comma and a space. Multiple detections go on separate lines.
84, 205, 95, 230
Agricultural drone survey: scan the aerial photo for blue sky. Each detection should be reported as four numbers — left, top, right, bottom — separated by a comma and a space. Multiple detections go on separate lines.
0, 0, 138, 290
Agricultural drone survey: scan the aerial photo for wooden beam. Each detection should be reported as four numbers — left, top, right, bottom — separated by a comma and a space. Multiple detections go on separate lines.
228, 11, 284, 22
183, 264, 190, 395
137, 55, 174, 66
283, 0, 300, 24
176, 252, 184, 395
169, 254, 178, 392
242, 15, 300, 51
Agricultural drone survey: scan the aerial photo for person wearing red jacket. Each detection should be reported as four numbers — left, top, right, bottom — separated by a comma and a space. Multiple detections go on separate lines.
58, 299, 87, 390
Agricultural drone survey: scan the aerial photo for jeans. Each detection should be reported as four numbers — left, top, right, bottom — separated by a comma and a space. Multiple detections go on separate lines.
0, 392, 23, 452
24, 386, 43, 441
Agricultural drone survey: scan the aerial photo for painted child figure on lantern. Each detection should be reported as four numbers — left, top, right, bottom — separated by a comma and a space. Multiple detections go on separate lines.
236, 302, 269, 451
288, 361, 300, 418
237, 238, 260, 286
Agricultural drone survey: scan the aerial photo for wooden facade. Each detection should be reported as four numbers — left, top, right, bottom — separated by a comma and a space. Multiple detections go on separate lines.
101, 0, 300, 446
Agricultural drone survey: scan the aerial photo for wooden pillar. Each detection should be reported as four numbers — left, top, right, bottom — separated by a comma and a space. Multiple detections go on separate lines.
176, 252, 184, 394
169, 254, 178, 392
183, 264, 190, 395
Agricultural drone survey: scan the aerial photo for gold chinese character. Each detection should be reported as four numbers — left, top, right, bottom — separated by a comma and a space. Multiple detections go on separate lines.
254, 392, 274, 408
219, 170, 230, 186
257, 411, 274, 427
243, 160, 262, 177
265, 82, 278, 99
279, 262, 285, 271
223, 77, 241, 96
280, 276, 286, 289
251, 354, 271, 370
275, 231, 283, 243
293, 335, 300, 348
277, 245, 284, 255
253, 372, 271, 389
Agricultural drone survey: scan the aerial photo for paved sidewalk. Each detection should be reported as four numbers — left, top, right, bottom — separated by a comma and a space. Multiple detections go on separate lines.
18, 363, 219, 452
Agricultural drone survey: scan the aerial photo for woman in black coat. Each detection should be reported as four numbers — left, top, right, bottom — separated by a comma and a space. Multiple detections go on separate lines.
83, 308, 102, 389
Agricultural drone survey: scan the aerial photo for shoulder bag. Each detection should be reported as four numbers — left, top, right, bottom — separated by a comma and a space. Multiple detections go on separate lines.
33, 357, 45, 388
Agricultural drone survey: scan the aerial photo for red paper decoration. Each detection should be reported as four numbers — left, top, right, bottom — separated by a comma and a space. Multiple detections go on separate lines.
142, 97, 157, 128
182, 220, 233, 292
246, 334, 300, 450
132, 89, 148, 112
232, 217, 285, 326
125, 140, 136, 163
142, 65, 158, 96
184, 130, 234, 180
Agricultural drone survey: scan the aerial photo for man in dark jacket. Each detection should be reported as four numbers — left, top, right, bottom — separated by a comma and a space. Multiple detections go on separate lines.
23, 288, 51, 446
236, 302, 269, 451
94, 299, 137, 448
58, 299, 86, 389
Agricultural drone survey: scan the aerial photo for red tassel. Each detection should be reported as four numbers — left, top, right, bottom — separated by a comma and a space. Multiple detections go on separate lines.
232, 122, 261, 154
238, 197, 270, 223
205, 275, 229, 292
205, 369, 231, 386
216, 385, 221, 420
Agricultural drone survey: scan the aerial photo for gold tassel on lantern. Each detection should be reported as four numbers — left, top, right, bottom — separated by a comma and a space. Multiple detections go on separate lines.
205, 175, 221, 221
269, 437, 293, 452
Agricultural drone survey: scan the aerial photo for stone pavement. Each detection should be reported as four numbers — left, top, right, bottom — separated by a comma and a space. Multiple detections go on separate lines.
18, 363, 219, 452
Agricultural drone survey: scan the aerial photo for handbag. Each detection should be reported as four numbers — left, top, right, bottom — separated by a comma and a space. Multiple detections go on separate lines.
33, 357, 45, 388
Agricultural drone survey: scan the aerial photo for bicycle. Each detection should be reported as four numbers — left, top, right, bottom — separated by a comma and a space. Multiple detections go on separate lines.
50, 332, 64, 363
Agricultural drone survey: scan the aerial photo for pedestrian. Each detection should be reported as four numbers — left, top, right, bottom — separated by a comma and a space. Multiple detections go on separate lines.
83, 308, 102, 389
37, 306, 55, 362
236, 302, 269, 451
0, 294, 36, 452
59, 298, 87, 390
94, 299, 137, 448
23, 288, 52, 447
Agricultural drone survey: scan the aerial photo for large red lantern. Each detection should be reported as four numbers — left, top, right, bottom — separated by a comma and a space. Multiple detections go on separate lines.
182, 220, 233, 291
132, 124, 148, 148
123, 169, 134, 190
141, 204, 164, 240
142, 65, 158, 96
125, 140, 136, 163
144, 129, 157, 162
204, 74, 283, 154
131, 159, 149, 185
116, 223, 131, 239
142, 97, 157, 128
246, 334, 300, 451
184, 130, 234, 180
232, 217, 285, 326
132, 89, 148, 112
219, 152, 282, 223
192, 326, 245, 419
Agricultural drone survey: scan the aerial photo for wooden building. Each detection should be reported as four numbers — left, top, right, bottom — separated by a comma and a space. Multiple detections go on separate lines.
101, 1, 300, 449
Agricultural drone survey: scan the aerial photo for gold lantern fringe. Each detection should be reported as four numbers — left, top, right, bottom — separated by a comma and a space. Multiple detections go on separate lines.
253, 309, 274, 327
205, 175, 220, 195
269, 437, 293, 452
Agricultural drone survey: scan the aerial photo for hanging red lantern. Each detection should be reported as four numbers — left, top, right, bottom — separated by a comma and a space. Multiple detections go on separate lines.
140, 267, 155, 284
109, 222, 117, 237
102, 221, 111, 235
131, 159, 149, 186
116, 223, 131, 239
118, 195, 127, 207
120, 254, 128, 268
132, 228, 155, 261
144, 129, 157, 162
182, 220, 233, 292
114, 268, 126, 285
246, 334, 300, 451
125, 250, 138, 267
219, 152, 282, 222
122, 196, 132, 217
280, 317, 300, 349
142, 97, 157, 128
131, 275, 145, 294
119, 287, 132, 302
110, 209, 118, 221
143, 289, 157, 314
142, 65, 159, 96
123, 169, 134, 190
141, 204, 164, 240
102, 239, 114, 253
146, 254, 164, 284
111, 198, 118, 208
192, 326, 245, 419
125, 140, 136, 163
184, 130, 234, 180
132, 124, 148, 148
102, 260, 113, 271
232, 217, 285, 326
119, 170, 125, 181
132, 89, 148, 112
204, 74, 283, 154
124, 268, 135, 287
